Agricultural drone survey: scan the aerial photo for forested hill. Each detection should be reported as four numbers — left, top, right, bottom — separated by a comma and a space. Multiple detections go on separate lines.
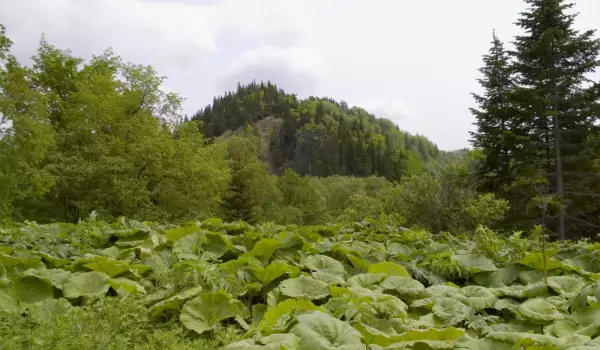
192, 82, 442, 181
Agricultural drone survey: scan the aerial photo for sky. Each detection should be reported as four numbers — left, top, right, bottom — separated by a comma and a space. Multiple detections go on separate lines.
1, 0, 599, 150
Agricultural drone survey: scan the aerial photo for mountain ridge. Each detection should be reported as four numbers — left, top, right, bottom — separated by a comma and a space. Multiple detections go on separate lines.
193, 81, 443, 181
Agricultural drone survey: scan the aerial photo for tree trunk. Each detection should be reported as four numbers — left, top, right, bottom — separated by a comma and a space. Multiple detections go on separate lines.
553, 105, 566, 241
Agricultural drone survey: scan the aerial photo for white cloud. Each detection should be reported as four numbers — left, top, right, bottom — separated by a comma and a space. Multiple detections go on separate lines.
3, 0, 220, 66
359, 99, 416, 122
219, 46, 326, 95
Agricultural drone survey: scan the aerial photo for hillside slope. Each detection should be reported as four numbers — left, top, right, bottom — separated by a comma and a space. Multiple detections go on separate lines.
193, 82, 442, 181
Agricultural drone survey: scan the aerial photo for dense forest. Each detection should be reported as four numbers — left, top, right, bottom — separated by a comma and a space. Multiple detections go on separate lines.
193, 82, 441, 180
0, 23, 499, 234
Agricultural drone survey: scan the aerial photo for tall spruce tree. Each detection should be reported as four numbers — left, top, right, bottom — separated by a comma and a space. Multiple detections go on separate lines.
511, 0, 600, 240
470, 31, 518, 194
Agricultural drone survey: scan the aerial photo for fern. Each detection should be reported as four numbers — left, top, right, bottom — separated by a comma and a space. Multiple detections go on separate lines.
419, 252, 468, 282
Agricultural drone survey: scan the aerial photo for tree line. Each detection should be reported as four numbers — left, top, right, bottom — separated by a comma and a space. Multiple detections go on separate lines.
0, 23, 507, 233
1, 0, 599, 240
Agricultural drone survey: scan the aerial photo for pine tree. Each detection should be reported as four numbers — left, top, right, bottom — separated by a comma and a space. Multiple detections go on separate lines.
511, 0, 600, 240
470, 31, 518, 194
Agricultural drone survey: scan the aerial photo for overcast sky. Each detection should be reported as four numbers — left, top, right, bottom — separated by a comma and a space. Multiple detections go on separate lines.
1, 0, 599, 150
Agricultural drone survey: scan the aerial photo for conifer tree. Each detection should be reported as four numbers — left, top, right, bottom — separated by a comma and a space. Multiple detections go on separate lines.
470, 31, 518, 194
511, 0, 600, 240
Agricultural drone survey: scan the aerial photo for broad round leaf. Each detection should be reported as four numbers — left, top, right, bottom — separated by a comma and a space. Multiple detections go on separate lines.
547, 276, 586, 299
368, 262, 409, 277
451, 254, 497, 272
431, 297, 472, 326
63, 271, 111, 299
379, 276, 425, 298
27, 298, 72, 324
22, 268, 71, 290
279, 276, 329, 300
0, 285, 18, 315
517, 298, 563, 324
250, 261, 300, 286
462, 286, 497, 310
16, 276, 54, 304
290, 310, 366, 350
108, 277, 146, 297
84, 258, 130, 277
180, 291, 249, 334
149, 286, 203, 318
259, 298, 319, 333
347, 273, 386, 290
301, 254, 346, 285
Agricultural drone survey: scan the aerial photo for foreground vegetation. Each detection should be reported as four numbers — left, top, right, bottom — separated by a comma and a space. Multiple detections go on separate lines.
2, 217, 600, 349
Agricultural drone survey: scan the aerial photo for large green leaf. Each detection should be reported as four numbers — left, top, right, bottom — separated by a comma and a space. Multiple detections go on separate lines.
451, 254, 496, 272
379, 276, 425, 298
301, 254, 346, 285
485, 331, 565, 348
517, 298, 563, 324
570, 308, 600, 329
83, 258, 130, 277
461, 286, 497, 310
15, 276, 54, 304
22, 268, 71, 290
279, 275, 330, 300
173, 231, 233, 261
426, 284, 463, 298
547, 276, 586, 299
455, 337, 513, 350
493, 298, 519, 313
492, 282, 549, 299
368, 262, 409, 277
114, 231, 149, 248
259, 298, 319, 333
36, 252, 70, 268
27, 298, 72, 324
290, 310, 366, 350
250, 261, 300, 286
180, 291, 250, 334
386, 328, 464, 349
473, 265, 522, 288
347, 273, 386, 290
63, 271, 111, 298
0, 285, 18, 315
372, 294, 408, 318
242, 238, 279, 265
260, 334, 302, 349
108, 277, 146, 297
518, 270, 546, 284
165, 226, 202, 242
543, 319, 580, 338
0, 253, 43, 269
387, 243, 415, 261
354, 322, 464, 347
431, 297, 472, 326
519, 253, 567, 271
224, 334, 302, 350
148, 286, 203, 318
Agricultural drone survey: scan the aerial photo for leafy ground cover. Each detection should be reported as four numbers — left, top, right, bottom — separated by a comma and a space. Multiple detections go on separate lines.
1, 218, 600, 349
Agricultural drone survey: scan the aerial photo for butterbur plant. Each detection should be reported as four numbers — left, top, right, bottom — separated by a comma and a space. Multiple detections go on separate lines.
473, 225, 502, 262
2, 218, 600, 349
530, 225, 549, 287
